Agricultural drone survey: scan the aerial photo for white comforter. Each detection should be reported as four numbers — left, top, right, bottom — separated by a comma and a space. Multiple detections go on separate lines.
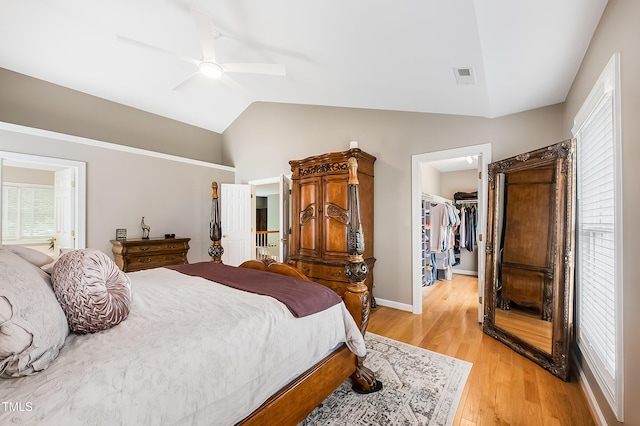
0, 267, 366, 425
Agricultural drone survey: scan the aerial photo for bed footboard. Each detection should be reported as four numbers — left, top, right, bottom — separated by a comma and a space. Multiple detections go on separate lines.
239, 258, 380, 397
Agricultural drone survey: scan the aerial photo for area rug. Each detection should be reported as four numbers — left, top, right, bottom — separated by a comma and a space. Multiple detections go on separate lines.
301, 333, 473, 426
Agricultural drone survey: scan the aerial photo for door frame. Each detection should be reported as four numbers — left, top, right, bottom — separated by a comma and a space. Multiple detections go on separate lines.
411, 143, 491, 318
0, 150, 86, 250
249, 175, 292, 262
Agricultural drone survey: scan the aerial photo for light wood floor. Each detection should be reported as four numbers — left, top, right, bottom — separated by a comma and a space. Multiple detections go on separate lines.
367, 274, 596, 426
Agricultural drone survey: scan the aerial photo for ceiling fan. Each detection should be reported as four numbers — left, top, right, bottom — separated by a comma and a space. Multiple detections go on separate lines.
117, 6, 286, 97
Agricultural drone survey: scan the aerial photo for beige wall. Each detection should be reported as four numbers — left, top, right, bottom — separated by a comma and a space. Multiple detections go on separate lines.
222, 102, 564, 304
0, 128, 234, 261
0, 69, 233, 263
3, 166, 54, 185
562, 0, 640, 424
420, 163, 440, 195
440, 169, 477, 200
0, 68, 224, 164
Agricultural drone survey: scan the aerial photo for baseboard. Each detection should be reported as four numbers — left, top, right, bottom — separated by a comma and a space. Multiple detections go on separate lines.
452, 269, 478, 276
374, 298, 413, 312
573, 353, 607, 426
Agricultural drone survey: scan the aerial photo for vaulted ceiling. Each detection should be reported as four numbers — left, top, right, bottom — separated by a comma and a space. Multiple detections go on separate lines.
0, 0, 607, 133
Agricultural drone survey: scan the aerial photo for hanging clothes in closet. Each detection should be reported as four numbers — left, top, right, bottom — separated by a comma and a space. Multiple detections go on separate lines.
429, 200, 460, 281
457, 201, 478, 252
421, 194, 459, 285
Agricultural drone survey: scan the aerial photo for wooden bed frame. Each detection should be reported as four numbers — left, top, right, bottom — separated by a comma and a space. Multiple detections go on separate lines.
209, 156, 380, 425
236, 258, 377, 425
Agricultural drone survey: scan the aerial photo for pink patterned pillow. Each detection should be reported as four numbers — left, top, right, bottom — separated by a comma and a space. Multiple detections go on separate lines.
52, 249, 131, 334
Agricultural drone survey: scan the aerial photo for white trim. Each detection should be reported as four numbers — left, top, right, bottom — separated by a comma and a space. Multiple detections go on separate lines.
452, 269, 478, 276
248, 176, 280, 186
2, 182, 53, 188
374, 298, 413, 313
411, 143, 491, 316
0, 121, 235, 173
572, 54, 618, 135
573, 353, 608, 426
248, 175, 293, 189
572, 52, 624, 421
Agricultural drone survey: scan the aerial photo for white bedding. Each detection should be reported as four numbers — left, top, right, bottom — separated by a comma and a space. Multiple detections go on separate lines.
0, 267, 366, 425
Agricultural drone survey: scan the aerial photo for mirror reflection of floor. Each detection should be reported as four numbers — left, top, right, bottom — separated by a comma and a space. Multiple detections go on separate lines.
495, 308, 552, 354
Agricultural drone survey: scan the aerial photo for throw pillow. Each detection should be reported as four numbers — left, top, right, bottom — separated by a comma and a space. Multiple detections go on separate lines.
52, 249, 131, 334
5, 245, 54, 268
0, 249, 69, 378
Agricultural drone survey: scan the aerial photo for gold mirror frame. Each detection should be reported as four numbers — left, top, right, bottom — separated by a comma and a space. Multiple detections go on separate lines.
483, 139, 576, 381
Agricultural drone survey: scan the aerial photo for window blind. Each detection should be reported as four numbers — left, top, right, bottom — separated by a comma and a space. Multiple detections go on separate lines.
1, 184, 54, 243
576, 89, 619, 401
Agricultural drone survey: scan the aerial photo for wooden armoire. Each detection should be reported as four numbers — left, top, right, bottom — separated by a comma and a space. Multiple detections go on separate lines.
288, 149, 376, 306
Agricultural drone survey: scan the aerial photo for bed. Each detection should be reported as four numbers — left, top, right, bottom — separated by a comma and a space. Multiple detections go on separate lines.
0, 159, 378, 425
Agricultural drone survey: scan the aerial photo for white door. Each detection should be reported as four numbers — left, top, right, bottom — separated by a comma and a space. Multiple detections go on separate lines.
54, 168, 76, 250
278, 174, 291, 262
221, 184, 253, 266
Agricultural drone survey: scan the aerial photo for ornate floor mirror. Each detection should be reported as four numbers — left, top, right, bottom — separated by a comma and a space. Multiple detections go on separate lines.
483, 140, 576, 381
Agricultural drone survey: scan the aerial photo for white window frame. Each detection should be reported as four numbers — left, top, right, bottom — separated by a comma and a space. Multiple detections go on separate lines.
0, 150, 86, 250
571, 52, 623, 421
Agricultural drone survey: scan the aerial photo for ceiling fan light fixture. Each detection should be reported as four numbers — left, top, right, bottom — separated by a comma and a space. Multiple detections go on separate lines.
199, 61, 223, 79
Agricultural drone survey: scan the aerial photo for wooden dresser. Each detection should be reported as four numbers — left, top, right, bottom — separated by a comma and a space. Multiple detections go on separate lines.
288, 148, 376, 306
110, 237, 190, 272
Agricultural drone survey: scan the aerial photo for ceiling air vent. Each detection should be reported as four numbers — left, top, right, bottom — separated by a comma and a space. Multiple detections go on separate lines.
453, 67, 476, 85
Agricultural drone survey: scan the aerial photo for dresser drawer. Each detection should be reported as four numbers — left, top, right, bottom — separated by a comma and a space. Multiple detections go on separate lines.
127, 253, 185, 271
291, 258, 377, 307
125, 242, 187, 255
312, 277, 348, 296
298, 261, 345, 281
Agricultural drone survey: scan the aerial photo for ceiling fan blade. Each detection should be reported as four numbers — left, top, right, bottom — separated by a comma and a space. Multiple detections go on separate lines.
190, 6, 217, 61
221, 74, 255, 103
222, 63, 286, 76
117, 35, 199, 66
172, 71, 201, 91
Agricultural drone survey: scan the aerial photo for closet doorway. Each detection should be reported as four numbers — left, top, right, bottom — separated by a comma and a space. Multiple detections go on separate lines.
411, 143, 491, 320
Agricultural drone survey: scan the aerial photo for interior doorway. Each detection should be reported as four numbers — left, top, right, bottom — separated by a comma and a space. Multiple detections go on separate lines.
248, 175, 291, 263
411, 143, 491, 320
0, 150, 86, 252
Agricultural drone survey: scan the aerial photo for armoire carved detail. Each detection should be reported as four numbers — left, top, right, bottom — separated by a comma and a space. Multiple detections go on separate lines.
288, 148, 377, 307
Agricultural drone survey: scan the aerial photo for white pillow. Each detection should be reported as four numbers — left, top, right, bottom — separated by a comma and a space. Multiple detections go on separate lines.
41, 247, 75, 275
4, 245, 54, 268
0, 249, 69, 378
